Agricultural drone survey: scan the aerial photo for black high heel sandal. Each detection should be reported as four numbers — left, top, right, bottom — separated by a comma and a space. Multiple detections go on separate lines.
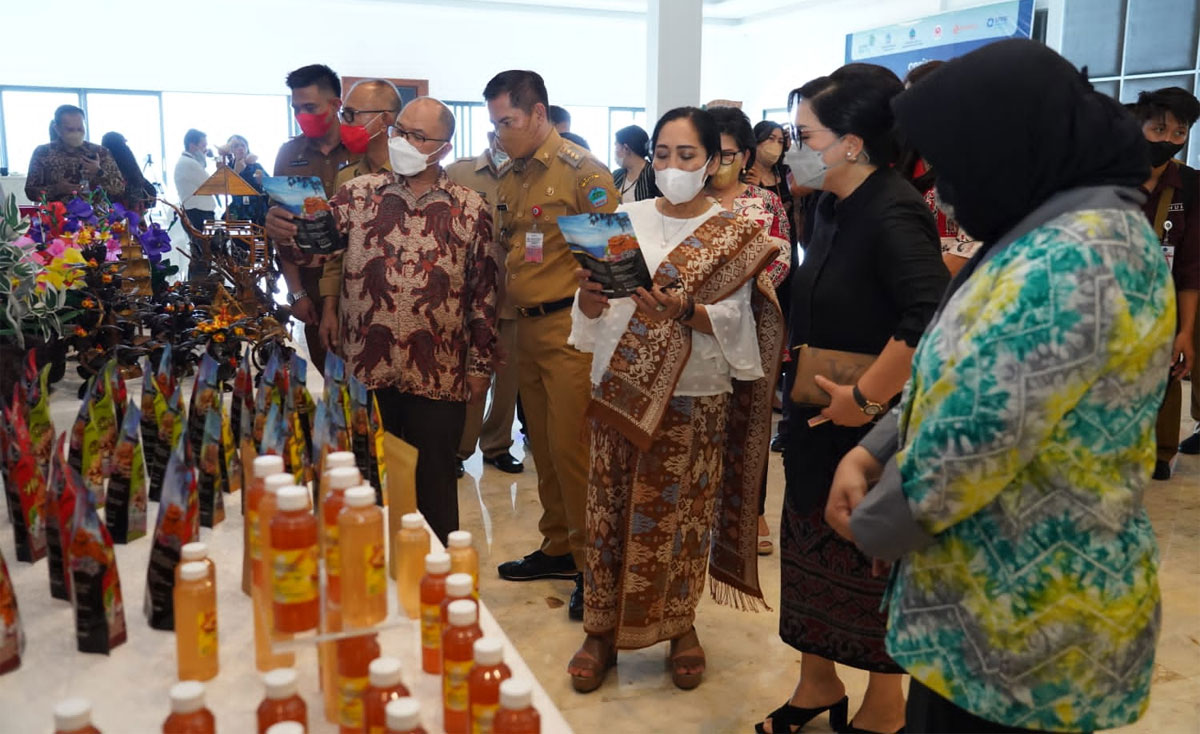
754, 695, 848, 734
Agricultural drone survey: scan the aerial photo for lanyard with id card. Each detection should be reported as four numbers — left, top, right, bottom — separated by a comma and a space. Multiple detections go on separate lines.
1161, 220, 1175, 273
525, 204, 544, 263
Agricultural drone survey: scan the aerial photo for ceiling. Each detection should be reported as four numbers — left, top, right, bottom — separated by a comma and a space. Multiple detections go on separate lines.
378, 0, 823, 23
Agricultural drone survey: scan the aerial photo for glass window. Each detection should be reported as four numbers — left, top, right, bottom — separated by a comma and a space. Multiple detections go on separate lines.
161, 92, 291, 202
1119, 74, 1195, 103
1, 89, 82, 176
468, 104, 492, 159
1124, 0, 1199, 75
1091, 79, 1121, 99
85, 92, 166, 191
1060, 0, 1127, 78
762, 108, 791, 124
561, 105, 609, 165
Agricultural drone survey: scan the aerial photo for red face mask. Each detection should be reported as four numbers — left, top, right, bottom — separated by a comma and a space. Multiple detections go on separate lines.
296, 111, 333, 139
340, 124, 370, 154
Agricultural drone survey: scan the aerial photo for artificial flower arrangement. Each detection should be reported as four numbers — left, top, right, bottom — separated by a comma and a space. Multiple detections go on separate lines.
0, 194, 82, 355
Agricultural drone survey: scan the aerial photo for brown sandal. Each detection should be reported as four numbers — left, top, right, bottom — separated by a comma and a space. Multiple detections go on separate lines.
668, 627, 706, 690
568, 634, 617, 693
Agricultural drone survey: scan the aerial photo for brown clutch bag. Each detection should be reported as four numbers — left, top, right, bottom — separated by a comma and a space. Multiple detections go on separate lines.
789, 344, 877, 407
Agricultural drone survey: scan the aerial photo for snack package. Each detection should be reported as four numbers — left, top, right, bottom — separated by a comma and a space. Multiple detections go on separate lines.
44, 435, 78, 600
149, 346, 177, 500
107, 358, 128, 431
144, 433, 198, 630
70, 483, 127, 654
67, 377, 94, 479
348, 377, 380, 501
310, 399, 331, 509
283, 396, 306, 484
26, 361, 55, 474
230, 345, 253, 447
187, 354, 221, 469
370, 392, 387, 506
106, 400, 148, 543
0, 546, 23, 674
139, 356, 161, 488
238, 368, 257, 501
82, 362, 120, 508
5, 396, 48, 563
260, 402, 286, 459
197, 409, 226, 528
254, 349, 283, 449
289, 352, 314, 458
222, 401, 241, 496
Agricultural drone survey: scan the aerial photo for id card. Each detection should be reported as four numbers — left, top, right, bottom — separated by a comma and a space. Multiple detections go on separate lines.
1162, 244, 1175, 273
525, 230, 544, 263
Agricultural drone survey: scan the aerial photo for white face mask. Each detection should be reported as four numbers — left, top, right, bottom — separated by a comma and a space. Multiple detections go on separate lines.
784, 137, 845, 189
655, 159, 710, 205
388, 135, 441, 176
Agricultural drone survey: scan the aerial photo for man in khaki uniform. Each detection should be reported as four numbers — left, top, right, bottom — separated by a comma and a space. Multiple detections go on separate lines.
484, 70, 619, 621
446, 139, 524, 476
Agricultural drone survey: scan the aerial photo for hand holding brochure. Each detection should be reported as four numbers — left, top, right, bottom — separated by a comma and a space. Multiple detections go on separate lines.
558, 212, 652, 298
262, 175, 342, 254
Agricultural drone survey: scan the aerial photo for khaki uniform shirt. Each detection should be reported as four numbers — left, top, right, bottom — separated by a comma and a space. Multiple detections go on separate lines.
334, 154, 391, 191
495, 130, 619, 308
446, 152, 516, 319
272, 135, 355, 201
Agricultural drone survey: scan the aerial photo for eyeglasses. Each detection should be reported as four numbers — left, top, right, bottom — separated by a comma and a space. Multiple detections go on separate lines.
388, 125, 449, 145
718, 150, 741, 165
340, 108, 392, 124
789, 125, 835, 144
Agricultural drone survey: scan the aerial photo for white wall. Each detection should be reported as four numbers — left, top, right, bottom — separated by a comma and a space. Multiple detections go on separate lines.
3, 0, 648, 107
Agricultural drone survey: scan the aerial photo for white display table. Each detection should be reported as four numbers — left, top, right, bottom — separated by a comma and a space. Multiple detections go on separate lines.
0, 427, 571, 734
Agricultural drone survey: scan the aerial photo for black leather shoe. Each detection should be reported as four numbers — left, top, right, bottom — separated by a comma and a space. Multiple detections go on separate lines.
770, 432, 786, 453
1152, 459, 1171, 481
1180, 428, 1200, 455
455, 459, 465, 478
483, 452, 524, 473
497, 550, 578, 581
568, 574, 583, 621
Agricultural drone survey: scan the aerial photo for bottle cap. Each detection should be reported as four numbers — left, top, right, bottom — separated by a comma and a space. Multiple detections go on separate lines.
253, 454, 285, 478
169, 681, 206, 713
447, 530, 472, 548
327, 466, 360, 490
445, 573, 473, 599
447, 599, 477, 627
180, 542, 207, 562
262, 668, 298, 699
386, 698, 421, 730
473, 637, 504, 666
500, 677, 533, 710
424, 552, 451, 575
264, 472, 294, 494
276, 486, 308, 511
325, 451, 357, 470
344, 486, 375, 508
53, 698, 92, 730
179, 561, 208, 582
368, 656, 404, 687
401, 513, 425, 530
265, 723, 305, 734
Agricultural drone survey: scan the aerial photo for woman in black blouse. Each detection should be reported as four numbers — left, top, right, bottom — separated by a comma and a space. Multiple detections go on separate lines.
756, 65, 948, 734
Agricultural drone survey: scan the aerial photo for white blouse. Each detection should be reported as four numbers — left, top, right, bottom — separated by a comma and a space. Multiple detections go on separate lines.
569, 198, 764, 397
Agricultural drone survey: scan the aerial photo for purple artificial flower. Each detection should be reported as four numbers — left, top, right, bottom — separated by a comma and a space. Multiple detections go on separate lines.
107, 202, 141, 230
62, 219, 81, 233
105, 238, 122, 262
65, 197, 96, 223
138, 223, 172, 266
29, 218, 47, 243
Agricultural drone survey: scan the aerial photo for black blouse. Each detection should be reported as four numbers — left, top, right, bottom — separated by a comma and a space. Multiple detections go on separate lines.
790, 167, 947, 355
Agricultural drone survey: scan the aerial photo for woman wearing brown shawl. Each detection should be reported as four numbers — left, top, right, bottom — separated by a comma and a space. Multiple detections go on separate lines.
565, 107, 783, 693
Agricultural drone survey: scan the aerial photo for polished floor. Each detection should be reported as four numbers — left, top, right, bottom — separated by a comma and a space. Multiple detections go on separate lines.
458, 393, 1200, 734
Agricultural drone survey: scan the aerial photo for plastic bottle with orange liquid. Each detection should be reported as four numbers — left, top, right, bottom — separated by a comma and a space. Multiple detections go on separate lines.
162, 681, 215, 734
339, 485, 387, 627
443, 600, 485, 734
322, 466, 360, 604
419, 552, 451, 674
255, 472, 297, 671
446, 531, 479, 597
493, 678, 539, 734
336, 633, 380, 734
248, 455, 285, 585
363, 656, 410, 734
264, 723, 305, 734
54, 698, 101, 734
468, 637, 512, 734
256, 667, 307, 733
174, 561, 218, 681
271, 486, 320, 633
385, 698, 427, 734
395, 513, 430, 618
440, 573, 476, 625
177, 542, 215, 585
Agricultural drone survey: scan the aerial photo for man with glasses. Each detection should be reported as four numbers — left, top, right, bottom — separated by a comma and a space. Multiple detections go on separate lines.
333, 79, 404, 189
309, 97, 503, 542
25, 104, 125, 204
267, 63, 353, 374
483, 70, 618, 621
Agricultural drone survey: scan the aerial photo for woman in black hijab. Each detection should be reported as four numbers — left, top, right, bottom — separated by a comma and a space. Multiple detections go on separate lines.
825, 39, 1172, 734
101, 132, 157, 213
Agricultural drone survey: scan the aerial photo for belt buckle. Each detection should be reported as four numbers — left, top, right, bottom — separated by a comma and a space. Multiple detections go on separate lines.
518, 304, 543, 318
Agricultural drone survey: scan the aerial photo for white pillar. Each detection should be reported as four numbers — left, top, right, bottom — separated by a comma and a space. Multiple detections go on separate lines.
645, 0, 703, 125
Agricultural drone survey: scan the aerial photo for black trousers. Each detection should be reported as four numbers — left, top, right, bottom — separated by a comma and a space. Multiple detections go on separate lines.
372, 388, 466, 544
907, 679, 1091, 734
185, 208, 214, 281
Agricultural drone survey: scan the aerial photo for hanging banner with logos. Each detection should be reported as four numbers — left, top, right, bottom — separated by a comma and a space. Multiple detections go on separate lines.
845, 0, 1034, 80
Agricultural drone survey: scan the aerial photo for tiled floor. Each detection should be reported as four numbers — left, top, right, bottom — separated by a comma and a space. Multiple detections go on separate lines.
458, 394, 1200, 734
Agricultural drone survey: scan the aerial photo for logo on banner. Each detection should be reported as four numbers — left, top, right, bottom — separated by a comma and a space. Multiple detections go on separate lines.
933, 25, 943, 38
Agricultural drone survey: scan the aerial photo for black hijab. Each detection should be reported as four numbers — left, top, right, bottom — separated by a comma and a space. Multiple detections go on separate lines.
891, 39, 1149, 245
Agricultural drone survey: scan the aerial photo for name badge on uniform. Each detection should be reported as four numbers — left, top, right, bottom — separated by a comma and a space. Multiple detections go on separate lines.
1162, 220, 1175, 272
525, 205, 544, 263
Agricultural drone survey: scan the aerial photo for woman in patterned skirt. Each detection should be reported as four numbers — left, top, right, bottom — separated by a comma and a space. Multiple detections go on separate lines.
756, 64, 948, 734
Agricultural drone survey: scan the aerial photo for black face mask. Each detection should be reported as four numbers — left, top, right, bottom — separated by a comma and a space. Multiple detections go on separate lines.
1148, 140, 1184, 168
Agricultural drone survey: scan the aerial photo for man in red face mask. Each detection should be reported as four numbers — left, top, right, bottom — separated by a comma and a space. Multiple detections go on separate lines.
267, 63, 353, 374
332, 79, 402, 190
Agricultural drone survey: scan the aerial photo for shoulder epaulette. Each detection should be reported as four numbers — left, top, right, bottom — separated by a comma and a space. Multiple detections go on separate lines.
557, 143, 586, 169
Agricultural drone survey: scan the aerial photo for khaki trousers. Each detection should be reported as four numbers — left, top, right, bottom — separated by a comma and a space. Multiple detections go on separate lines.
458, 318, 520, 459
517, 308, 592, 568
